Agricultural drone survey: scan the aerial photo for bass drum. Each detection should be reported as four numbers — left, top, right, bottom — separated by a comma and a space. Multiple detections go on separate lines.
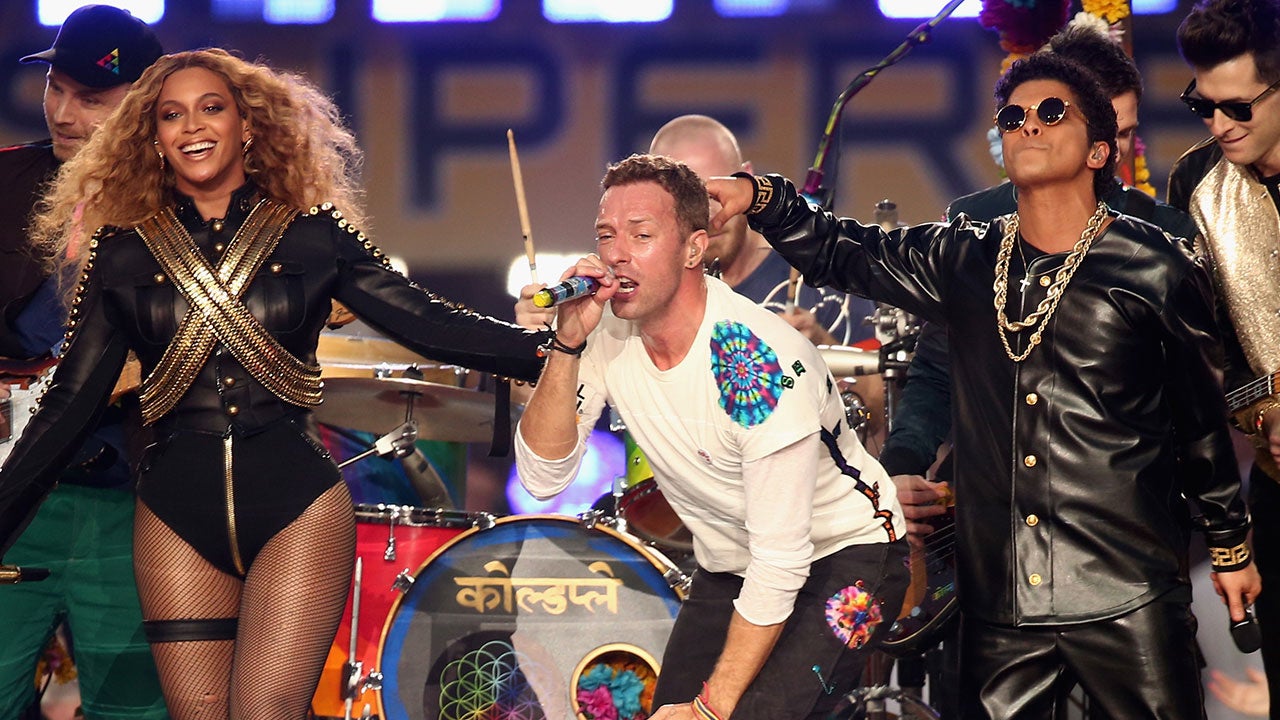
376, 515, 686, 720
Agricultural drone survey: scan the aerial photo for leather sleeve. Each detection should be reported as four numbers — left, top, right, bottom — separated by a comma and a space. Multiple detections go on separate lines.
1163, 253, 1251, 551
744, 174, 955, 325
328, 221, 548, 383
0, 256, 129, 555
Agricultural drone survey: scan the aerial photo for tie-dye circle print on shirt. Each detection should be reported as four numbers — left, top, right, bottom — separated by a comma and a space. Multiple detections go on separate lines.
711, 320, 786, 428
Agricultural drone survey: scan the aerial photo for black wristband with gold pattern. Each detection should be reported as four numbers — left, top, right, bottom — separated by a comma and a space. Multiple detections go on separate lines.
1209, 542, 1252, 572
733, 172, 774, 216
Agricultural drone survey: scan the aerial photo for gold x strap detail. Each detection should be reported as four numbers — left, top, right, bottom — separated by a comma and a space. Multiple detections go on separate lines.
135, 200, 320, 424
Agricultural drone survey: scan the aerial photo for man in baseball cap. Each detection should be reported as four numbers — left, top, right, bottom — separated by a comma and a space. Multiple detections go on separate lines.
21, 4, 162, 88
0, 5, 168, 719
18, 4, 162, 161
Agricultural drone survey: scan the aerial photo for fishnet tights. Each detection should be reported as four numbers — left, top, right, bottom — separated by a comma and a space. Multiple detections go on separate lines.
134, 483, 356, 719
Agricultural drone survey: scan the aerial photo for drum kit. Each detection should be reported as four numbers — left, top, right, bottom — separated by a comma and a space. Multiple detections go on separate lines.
309, 334, 693, 720
308, 311, 927, 720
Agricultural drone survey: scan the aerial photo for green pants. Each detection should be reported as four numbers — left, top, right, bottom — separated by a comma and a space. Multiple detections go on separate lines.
0, 484, 168, 719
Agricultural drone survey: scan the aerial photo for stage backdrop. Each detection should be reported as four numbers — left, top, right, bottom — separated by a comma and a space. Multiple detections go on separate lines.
0, 2, 1210, 317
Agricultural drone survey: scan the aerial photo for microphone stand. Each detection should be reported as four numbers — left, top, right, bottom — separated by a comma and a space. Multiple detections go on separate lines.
802, 0, 969, 206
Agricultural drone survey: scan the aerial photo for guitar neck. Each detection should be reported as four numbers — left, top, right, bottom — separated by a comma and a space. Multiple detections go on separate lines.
1228, 371, 1280, 414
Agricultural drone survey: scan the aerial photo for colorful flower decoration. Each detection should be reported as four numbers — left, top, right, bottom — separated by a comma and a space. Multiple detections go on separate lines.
979, 0, 1071, 58
576, 653, 657, 720
710, 320, 786, 428
577, 685, 620, 720
825, 582, 884, 650
1130, 135, 1157, 198
1082, 0, 1130, 23
35, 633, 78, 686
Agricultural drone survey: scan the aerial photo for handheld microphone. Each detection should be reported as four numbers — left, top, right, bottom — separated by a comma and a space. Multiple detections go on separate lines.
532, 276, 600, 308
1230, 607, 1262, 653
0, 564, 50, 584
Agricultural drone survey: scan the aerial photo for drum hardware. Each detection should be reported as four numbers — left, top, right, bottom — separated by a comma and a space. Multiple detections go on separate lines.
577, 507, 606, 531
826, 684, 941, 720
391, 569, 414, 594
342, 557, 365, 720
870, 305, 919, 433
841, 389, 873, 436
337, 421, 418, 471
663, 566, 693, 596
314, 504, 490, 718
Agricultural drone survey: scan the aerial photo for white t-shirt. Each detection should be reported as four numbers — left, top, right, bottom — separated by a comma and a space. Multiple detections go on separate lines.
516, 277, 903, 625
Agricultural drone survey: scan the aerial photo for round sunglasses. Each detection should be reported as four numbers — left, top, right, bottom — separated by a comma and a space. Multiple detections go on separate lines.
1180, 78, 1280, 122
994, 97, 1072, 133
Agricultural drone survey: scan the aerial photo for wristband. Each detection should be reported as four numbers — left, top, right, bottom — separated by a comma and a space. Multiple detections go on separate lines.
743, 174, 774, 215
1209, 541, 1252, 572
692, 683, 726, 720
536, 326, 586, 358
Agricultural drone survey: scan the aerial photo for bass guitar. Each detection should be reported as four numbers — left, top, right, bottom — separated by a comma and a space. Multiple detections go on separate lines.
1227, 369, 1280, 416
878, 496, 957, 657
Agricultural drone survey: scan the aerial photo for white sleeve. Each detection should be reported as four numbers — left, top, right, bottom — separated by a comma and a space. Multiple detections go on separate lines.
513, 347, 610, 500
733, 432, 818, 626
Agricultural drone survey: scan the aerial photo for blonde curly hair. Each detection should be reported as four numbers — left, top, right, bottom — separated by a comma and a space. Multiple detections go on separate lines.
32, 48, 368, 286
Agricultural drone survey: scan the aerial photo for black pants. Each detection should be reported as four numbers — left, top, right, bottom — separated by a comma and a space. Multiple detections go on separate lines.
960, 597, 1205, 719
652, 540, 909, 720
1250, 469, 1280, 719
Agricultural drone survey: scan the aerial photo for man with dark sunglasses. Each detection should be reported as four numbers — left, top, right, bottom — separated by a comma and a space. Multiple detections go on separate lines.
877, 25, 1202, 717
707, 51, 1260, 718
1170, 0, 1280, 712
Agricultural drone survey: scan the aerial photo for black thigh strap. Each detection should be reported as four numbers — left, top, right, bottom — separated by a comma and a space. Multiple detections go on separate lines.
143, 617, 238, 643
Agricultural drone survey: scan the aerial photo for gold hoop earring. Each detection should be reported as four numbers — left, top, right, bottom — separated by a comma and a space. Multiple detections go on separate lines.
154, 141, 165, 170
242, 136, 254, 155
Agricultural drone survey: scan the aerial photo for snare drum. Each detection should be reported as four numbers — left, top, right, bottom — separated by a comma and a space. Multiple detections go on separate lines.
311, 504, 491, 719
375, 515, 686, 720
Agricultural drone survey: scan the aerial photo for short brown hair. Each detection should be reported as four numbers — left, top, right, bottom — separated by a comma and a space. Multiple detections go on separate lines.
602, 154, 709, 239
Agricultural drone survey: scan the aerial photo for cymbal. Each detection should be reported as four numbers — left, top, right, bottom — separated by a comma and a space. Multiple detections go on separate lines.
316, 333, 467, 385
314, 377, 509, 443
316, 333, 434, 368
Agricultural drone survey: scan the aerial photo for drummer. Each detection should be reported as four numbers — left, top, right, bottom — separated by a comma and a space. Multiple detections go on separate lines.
514, 154, 908, 720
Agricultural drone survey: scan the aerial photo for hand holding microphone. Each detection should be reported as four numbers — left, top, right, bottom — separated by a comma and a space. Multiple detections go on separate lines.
532, 276, 600, 308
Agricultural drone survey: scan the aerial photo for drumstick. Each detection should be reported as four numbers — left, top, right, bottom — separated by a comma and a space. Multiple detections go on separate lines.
786, 267, 801, 312
507, 129, 538, 284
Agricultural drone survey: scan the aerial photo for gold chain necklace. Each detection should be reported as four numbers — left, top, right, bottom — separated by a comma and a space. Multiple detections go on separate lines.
992, 202, 1108, 362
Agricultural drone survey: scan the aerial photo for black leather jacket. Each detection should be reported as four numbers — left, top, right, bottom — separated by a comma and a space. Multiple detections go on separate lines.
0, 183, 548, 552
0, 141, 58, 357
747, 174, 1249, 626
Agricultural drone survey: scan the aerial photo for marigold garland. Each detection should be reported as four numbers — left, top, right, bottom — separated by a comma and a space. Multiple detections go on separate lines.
1131, 136, 1157, 197
1082, 0, 1131, 23
981, 0, 1153, 197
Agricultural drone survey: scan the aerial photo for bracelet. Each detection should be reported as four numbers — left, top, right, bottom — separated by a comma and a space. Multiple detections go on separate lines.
692, 683, 726, 720
1254, 398, 1280, 435
1209, 541, 1252, 572
536, 327, 586, 358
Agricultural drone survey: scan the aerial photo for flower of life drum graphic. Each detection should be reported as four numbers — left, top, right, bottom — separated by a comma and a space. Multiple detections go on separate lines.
376, 515, 686, 720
